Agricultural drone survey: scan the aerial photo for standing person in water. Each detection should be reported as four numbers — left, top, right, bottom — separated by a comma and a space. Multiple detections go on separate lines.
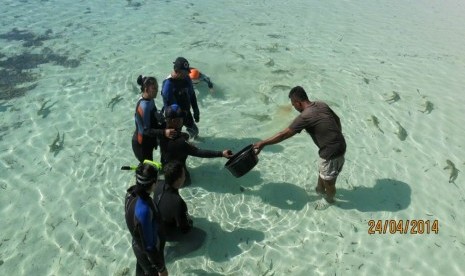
189, 68, 214, 93
161, 57, 200, 139
132, 75, 177, 163
254, 86, 346, 207
124, 161, 168, 276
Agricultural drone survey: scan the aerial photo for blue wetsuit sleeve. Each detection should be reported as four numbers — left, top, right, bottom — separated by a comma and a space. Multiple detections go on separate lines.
135, 203, 155, 250
135, 199, 165, 272
138, 101, 164, 137
161, 79, 174, 108
141, 102, 152, 134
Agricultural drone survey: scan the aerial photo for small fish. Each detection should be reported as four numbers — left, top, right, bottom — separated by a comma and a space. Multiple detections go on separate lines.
190, 40, 205, 47
385, 91, 400, 104
419, 100, 434, 114
267, 34, 284, 39
49, 131, 65, 156
368, 115, 384, 133
37, 100, 57, 118
395, 121, 407, 141
184, 269, 223, 276
271, 69, 292, 75
258, 92, 272, 105
265, 59, 275, 67
444, 159, 459, 184
107, 95, 123, 111
232, 51, 245, 59
156, 31, 171, 36
240, 112, 271, 122
271, 84, 292, 91
363, 77, 370, 84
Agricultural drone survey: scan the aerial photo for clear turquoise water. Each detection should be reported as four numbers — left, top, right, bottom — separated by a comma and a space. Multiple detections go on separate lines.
1, 0, 465, 275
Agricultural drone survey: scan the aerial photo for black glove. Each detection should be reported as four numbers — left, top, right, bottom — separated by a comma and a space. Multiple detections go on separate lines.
194, 113, 200, 123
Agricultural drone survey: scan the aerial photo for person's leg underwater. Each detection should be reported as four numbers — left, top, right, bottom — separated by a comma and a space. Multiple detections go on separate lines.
316, 176, 326, 195
321, 177, 336, 203
184, 112, 199, 139
317, 156, 344, 204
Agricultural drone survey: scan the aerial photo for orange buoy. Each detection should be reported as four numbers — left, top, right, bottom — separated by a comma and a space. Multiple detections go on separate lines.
189, 68, 200, 80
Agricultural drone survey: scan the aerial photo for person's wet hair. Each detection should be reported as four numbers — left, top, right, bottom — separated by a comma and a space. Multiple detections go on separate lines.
289, 86, 309, 101
164, 161, 184, 186
137, 75, 158, 92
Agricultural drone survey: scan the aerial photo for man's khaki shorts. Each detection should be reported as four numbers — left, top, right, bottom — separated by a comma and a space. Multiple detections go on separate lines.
319, 155, 345, 181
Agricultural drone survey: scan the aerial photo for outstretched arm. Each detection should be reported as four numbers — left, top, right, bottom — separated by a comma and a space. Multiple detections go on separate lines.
200, 73, 213, 89
253, 127, 296, 154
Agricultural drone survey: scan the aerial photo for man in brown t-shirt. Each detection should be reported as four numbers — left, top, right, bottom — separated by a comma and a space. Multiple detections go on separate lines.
254, 86, 346, 205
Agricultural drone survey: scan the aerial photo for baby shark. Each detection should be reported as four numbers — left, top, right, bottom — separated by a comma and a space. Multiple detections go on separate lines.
444, 159, 459, 184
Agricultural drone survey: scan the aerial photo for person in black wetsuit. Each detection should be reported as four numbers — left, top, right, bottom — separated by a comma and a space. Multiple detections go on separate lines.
124, 161, 168, 276
159, 104, 234, 185
132, 75, 177, 163
154, 161, 192, 236
161, 57, 200, 139
189, 68, 214, 94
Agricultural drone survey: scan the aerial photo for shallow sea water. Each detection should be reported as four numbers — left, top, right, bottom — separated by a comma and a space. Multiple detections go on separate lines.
1, 0, 465, 275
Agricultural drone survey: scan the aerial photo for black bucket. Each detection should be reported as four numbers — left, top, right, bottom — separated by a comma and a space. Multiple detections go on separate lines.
225, 144, 258, 178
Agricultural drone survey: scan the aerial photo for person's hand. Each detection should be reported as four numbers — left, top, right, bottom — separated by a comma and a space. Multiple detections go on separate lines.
164, 128, 177, 139
222, 149, 234, 159
253, 142, 264, 155
158, 269, 168, 276
194, 113, 200, 123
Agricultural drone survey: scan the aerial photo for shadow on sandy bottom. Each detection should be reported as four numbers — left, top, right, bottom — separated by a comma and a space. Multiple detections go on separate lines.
336, 178, 411, 212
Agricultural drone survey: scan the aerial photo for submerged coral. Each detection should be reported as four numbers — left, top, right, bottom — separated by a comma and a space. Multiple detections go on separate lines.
0, 28, 82, 100
0, 28, 55, 47
0, 69, 38, 100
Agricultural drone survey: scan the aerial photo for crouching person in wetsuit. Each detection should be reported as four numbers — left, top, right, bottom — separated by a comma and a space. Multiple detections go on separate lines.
154, 161, 208, 259
154, 161, 192, 236
159, 104, 234, 185
124, 162, 168, 276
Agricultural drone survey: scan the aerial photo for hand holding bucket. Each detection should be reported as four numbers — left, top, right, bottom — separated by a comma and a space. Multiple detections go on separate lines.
224, 144, 259, 178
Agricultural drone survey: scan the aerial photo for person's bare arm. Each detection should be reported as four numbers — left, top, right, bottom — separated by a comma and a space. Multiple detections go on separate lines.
253, 127, 296, 154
